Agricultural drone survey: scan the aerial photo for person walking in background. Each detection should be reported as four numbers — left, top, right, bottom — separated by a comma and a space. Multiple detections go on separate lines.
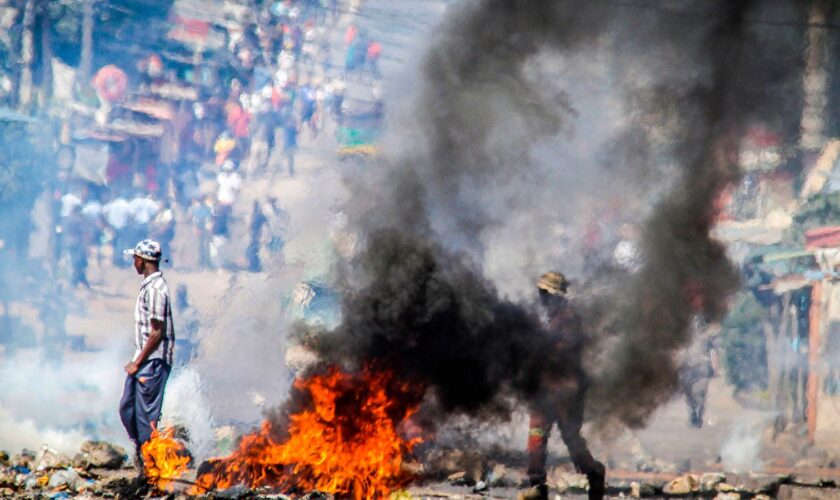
39, 282, 68, 366
246, 200, 267, 272
210, 197, 232, 270
679, 284, 717, 429
190, 196, 213, 270
264, 196, 289, 259
152, 201, 176, 264
217, 161, 243, 208
282, 116, 299, 176
82, 194, 105, 267
65, 205, 91, 289
173, 284, 199, 366
366, 39, 382, 78
118, 239, 175, 481
104, 193, 132, 267
299, 81, 319, 139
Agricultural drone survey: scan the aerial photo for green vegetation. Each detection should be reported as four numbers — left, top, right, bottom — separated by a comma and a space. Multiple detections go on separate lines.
0, 121, 54, 255
720, 292, 769, 393
785, 191, 840, 245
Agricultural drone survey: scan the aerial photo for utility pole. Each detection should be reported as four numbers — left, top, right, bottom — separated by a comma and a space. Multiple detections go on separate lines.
17, 0, 34, 109
800, 0, 829, 152
78, 0, 94, 84
40, 2, 53, 103
800, 0, 832, 447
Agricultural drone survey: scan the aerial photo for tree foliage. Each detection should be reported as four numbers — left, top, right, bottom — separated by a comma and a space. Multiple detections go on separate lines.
785, 191, 840, 245
720, 292, 769, 393
43, 0, 174, 69
0, 121, 54, 254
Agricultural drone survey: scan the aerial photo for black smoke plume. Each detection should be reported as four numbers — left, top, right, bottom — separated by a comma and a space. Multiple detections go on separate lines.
295, 0, 812, 433
312, 230, 550, 415
585, 0, 809, 429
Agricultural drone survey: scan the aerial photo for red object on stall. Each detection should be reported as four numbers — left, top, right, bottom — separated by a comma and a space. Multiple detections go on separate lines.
805, 225, 840, 250
93, 65, 129, 103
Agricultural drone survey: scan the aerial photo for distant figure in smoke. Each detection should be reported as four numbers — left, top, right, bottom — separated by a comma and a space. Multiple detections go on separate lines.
522, 272, 604, 500
39, 282, 68, 366
190, 196, 213, 270
264, 196, 289, 258
299, 82, 319, 139
66, 205, 91, 289
678, 317, 716, 428
118, 239, 175, 477
282, 116, 299, 176
151, 201, 176, 264
366, 40, 382, 78
246, 200, 267, 272
173, 284, 199, 366
678, 285, 716, 429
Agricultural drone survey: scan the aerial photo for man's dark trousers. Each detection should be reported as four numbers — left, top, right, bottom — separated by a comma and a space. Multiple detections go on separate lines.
119, 359, 171, 447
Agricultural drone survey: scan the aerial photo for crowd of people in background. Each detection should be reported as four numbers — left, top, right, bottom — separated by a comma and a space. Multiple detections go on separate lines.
48, 0, 383, 287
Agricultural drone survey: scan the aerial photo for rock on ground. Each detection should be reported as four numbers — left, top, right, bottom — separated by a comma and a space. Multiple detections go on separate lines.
778, 484, 840, 500
80, 441, 126, 470
663, 474, 700, 494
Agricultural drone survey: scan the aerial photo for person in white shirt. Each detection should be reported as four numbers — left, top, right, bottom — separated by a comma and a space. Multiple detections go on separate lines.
130, 195, 161, 225
104, 195, 132, 266
60, 192, 82, 218
217, 161, 243, 207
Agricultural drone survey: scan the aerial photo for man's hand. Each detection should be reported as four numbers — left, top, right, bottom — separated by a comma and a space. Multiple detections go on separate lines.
125, 361, 139, 376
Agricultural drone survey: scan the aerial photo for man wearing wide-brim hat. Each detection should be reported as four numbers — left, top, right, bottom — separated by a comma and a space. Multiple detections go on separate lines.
118, 239, 175, 476
520, 271, 605, 500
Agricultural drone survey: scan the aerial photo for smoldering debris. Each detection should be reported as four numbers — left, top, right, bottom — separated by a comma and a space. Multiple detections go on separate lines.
720, 411, 777, 473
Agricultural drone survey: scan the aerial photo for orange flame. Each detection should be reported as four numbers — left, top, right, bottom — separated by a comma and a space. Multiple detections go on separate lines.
191, 366, 422, 498
141, 426, 191, 491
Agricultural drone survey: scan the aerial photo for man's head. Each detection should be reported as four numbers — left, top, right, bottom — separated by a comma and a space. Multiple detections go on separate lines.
537, 271, 568, 297
124, 239, 162, 275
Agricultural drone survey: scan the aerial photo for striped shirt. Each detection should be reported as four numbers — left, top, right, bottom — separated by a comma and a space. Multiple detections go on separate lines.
134, 271, 175, 365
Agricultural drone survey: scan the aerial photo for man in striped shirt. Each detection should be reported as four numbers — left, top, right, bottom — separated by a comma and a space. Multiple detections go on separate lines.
118, 239, 175, 473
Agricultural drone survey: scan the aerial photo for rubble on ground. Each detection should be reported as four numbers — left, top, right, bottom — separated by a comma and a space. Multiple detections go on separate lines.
700, 472, 727, 491
0, 444, 130, 499
2, 439, 840, 498
78, 441, 126, 470
548, 468, 589, 493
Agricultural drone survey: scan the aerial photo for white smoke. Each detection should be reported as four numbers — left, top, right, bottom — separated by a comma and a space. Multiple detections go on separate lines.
0, 406, 88, 457
160, 367, 216, 463
720, 411, 775, 473
0, 343, 131, 455
192, 166, 350, 424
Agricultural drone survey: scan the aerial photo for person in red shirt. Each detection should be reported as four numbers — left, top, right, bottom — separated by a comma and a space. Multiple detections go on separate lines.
367, 41, 382, 77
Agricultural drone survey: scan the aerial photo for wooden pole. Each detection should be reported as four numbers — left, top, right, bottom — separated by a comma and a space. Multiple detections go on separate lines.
807, 280, 823, 445
800, 0, 830, 152
17, 0, 34, 109
78, 0, 94, 83
40, 2, 53, 103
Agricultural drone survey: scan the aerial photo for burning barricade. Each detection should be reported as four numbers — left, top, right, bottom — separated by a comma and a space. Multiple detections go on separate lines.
141, 426, 191, 491
142, 366, 423, 498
